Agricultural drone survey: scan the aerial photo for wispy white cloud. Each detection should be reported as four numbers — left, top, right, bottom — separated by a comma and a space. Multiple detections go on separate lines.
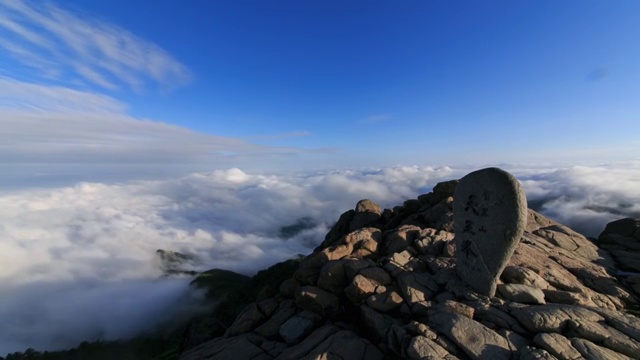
0, 0, 191, 91
0, 77, 126, 113
0, 78, 310, 166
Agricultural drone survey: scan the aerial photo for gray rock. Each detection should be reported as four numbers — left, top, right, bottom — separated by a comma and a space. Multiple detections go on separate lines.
275, 325, 338, 360
366, 290, 404, 312
600, 218, 640, 239
499, 329, 530, 351
498, 284, 546, 304
404, 321, 438, 339
316, 260, 347, 294
386, 324, 412, 357
382, 225, 423, 255
279, 315, 315, 344
428, 311, 512, 360
565, 319, 640, 358
297, 329, 384, 360
359, 266, 392, 285
432, 300, 475, 319
255, 300, 296, 338
518, 346, 559, 360
179, 334, 271, 360
588, 307, 640, 342
319, 210, 354, 249
345, 274, 378, 304
350, 199, 382, 231
501, 265, 550, 289
360, 304, 397, 342
509, 304, 604, 333
384, 250, 427, 276
407, 335, 451, 359
471, 303, 525, 333
225, 302, 267, 336
453, 167, 528, 297
294, 286, 339, 317
343, 258, 375, 279
533, 333, 582, 360
570, 338, 633, 360
542, 289, 591, 306
397, 272, 439, 304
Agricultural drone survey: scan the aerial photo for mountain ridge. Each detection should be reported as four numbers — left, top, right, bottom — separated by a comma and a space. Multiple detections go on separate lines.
178, 169, 640, 360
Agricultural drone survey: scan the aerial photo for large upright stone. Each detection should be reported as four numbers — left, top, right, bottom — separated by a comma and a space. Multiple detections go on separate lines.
453, 167, 527, 297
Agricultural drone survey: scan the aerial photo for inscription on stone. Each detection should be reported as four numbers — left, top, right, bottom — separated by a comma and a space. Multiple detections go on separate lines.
453, 167, 527, 297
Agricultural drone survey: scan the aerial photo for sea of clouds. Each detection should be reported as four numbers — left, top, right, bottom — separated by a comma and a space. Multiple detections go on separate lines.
1, 162, 640, 354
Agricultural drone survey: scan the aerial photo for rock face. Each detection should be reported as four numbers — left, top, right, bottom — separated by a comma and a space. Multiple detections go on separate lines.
179, 168, 640, 360
453, 167, 528, 297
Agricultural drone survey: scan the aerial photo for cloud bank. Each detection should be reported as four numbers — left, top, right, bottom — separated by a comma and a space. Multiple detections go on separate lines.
1, 163, 640, 354
0, 0, 190, 91
0, 166, 455, 354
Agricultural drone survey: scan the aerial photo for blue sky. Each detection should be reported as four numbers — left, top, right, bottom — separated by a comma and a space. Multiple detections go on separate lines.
1, 0, 639, 183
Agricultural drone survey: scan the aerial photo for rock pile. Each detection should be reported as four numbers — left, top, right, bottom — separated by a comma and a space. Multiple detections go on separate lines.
180, 168, 640, 360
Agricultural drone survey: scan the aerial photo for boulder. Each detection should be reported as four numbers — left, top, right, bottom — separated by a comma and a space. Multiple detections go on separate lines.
498, 284, 546, 304
453, 167, 528, 297
295, 286, 339, 317
407, 335, 451, 359
350, 199, 382, 231
428, 311, 512, 360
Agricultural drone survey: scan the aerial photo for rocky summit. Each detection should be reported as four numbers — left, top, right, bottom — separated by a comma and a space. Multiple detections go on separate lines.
180, 168, 640, 360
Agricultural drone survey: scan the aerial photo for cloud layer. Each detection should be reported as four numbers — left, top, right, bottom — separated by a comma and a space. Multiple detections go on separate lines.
0, 166, 456, 354
1, 163, 640, 354
0, 0, 190, 91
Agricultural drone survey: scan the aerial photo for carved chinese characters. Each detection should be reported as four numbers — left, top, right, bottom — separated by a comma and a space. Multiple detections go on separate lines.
453, 168, 528, 297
